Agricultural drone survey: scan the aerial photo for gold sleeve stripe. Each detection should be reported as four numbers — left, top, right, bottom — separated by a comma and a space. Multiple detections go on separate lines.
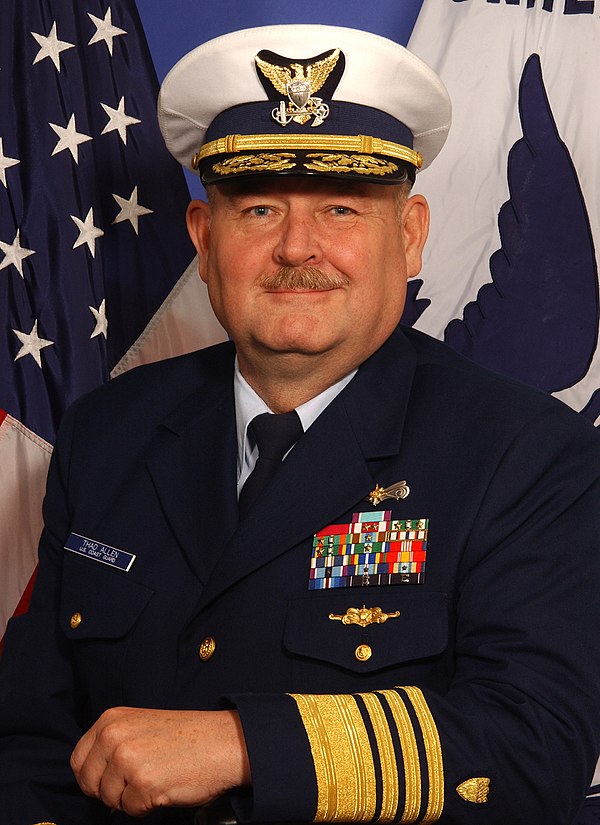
289, 693, 377, 822
376, 689, 421, 823
400, 686, 444, 823
359, 692, 399, 822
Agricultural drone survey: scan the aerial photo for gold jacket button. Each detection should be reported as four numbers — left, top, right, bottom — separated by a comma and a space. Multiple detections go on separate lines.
198, 637, 216, 661
69, 612, 82, 629
355, 643, 372, 662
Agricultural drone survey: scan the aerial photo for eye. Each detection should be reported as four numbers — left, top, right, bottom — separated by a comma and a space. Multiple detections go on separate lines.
248, 205, 271, 217
330, 206, 353, 216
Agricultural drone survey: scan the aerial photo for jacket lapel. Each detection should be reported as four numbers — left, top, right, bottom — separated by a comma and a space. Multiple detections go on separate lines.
198, 328, 417, 607
146, 355, 239, 585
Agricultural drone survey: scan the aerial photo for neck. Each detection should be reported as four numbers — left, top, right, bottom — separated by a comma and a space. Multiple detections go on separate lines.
237, 350, 359, 413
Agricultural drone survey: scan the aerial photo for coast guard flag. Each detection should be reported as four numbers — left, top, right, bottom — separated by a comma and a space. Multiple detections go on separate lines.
409, 0, 600, 425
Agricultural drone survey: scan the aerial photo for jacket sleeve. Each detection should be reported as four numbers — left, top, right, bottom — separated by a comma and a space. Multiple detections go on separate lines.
0, 404, 108, 825
231, 405, 600, 825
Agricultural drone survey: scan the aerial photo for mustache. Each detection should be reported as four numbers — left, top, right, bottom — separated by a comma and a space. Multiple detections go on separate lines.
258, 266, 349, 291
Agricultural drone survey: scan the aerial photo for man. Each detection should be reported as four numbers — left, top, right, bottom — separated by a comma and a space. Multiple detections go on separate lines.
1, 23, 600, 825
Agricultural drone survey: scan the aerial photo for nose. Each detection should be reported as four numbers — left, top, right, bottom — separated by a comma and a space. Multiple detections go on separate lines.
274, 212, 322, 267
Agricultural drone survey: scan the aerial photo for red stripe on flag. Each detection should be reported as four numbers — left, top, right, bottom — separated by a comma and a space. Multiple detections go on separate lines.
0, 565, 38, 657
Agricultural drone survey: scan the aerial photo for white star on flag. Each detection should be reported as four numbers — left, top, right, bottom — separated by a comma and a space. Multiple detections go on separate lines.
0, 229, 36, 277
89, 299, 108, 339
0, 138, 19, 188
31, 22, 75, 71
101, 97, 140, 145
13, 320, 54, 368
88, 8, 127, 55
113, 186, 153, 235
49, 114, 93, 164
71, 208, 104, 257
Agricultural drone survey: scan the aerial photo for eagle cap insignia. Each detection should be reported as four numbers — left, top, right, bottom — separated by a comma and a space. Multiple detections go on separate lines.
255, 47, 344, 128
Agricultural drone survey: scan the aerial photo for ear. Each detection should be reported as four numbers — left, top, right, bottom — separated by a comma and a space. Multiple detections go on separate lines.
186, 199, 212, 283
401, 194, 430, 279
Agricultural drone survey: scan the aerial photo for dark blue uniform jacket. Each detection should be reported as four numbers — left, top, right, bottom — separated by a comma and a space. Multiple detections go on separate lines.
1, 326, 600, 825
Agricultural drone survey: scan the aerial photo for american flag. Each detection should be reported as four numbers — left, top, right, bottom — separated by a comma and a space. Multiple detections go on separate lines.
0, 0, 226, 633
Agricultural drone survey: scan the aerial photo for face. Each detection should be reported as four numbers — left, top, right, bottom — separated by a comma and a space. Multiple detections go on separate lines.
187, 176, 429, 379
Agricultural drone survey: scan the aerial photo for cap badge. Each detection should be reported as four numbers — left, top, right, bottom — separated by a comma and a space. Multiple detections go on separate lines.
255, 48, 342, 128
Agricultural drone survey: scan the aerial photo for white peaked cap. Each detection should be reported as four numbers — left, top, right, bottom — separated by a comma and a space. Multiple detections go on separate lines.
158, 24, 452, 184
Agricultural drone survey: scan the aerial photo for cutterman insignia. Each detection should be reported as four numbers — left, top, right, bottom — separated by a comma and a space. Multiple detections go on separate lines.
328, 605, 400, 627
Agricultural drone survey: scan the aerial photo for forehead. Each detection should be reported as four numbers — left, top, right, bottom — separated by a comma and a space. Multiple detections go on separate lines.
209, 176, 400, 204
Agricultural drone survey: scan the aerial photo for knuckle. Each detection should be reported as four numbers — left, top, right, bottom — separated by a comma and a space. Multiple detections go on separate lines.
96, 709, 130, 748
112, 740, 137, 771
100, 705, 126, 724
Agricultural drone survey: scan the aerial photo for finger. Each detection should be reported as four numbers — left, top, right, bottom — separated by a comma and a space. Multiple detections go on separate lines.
70, 726, 96, 777
98, 739, 158, 816
97, 759, 129, 812
71, 727, 115, 799
118, 780, 156, 817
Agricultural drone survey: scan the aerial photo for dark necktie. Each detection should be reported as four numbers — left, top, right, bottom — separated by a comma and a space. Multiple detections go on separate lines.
238, 410, 303, 518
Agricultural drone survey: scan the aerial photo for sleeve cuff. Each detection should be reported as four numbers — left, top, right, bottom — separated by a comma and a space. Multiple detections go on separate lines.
229, 687, 445, 824
228, 692, 318, 822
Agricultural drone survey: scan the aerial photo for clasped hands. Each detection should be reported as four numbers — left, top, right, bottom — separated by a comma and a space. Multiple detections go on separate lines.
70, 707, 250, 816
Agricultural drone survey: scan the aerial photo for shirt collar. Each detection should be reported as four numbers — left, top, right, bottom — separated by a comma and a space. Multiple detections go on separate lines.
234, 358, 356, 480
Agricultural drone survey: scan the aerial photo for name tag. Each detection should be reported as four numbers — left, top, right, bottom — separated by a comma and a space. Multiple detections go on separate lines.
64, 532, 136, 572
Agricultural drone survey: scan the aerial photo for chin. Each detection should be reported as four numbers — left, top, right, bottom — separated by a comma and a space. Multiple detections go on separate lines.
266, 338, 335, 357
260, 318, 338, 353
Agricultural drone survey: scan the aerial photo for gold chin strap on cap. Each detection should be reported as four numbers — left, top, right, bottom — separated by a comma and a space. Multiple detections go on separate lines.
192, 132, 422, 171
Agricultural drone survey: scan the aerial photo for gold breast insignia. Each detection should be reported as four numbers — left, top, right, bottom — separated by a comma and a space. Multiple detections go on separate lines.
367, 480, 410, 506
328, 605, 400, 628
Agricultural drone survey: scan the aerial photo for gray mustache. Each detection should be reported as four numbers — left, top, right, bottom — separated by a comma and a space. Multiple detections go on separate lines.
258, 266, 349, 291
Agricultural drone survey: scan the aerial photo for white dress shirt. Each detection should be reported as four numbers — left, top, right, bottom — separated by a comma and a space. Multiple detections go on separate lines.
234, 359, 356, 495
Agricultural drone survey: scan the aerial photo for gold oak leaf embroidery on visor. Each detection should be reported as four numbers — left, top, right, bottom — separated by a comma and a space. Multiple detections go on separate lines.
304, 153, 399, 177
212, 152, 297, 176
